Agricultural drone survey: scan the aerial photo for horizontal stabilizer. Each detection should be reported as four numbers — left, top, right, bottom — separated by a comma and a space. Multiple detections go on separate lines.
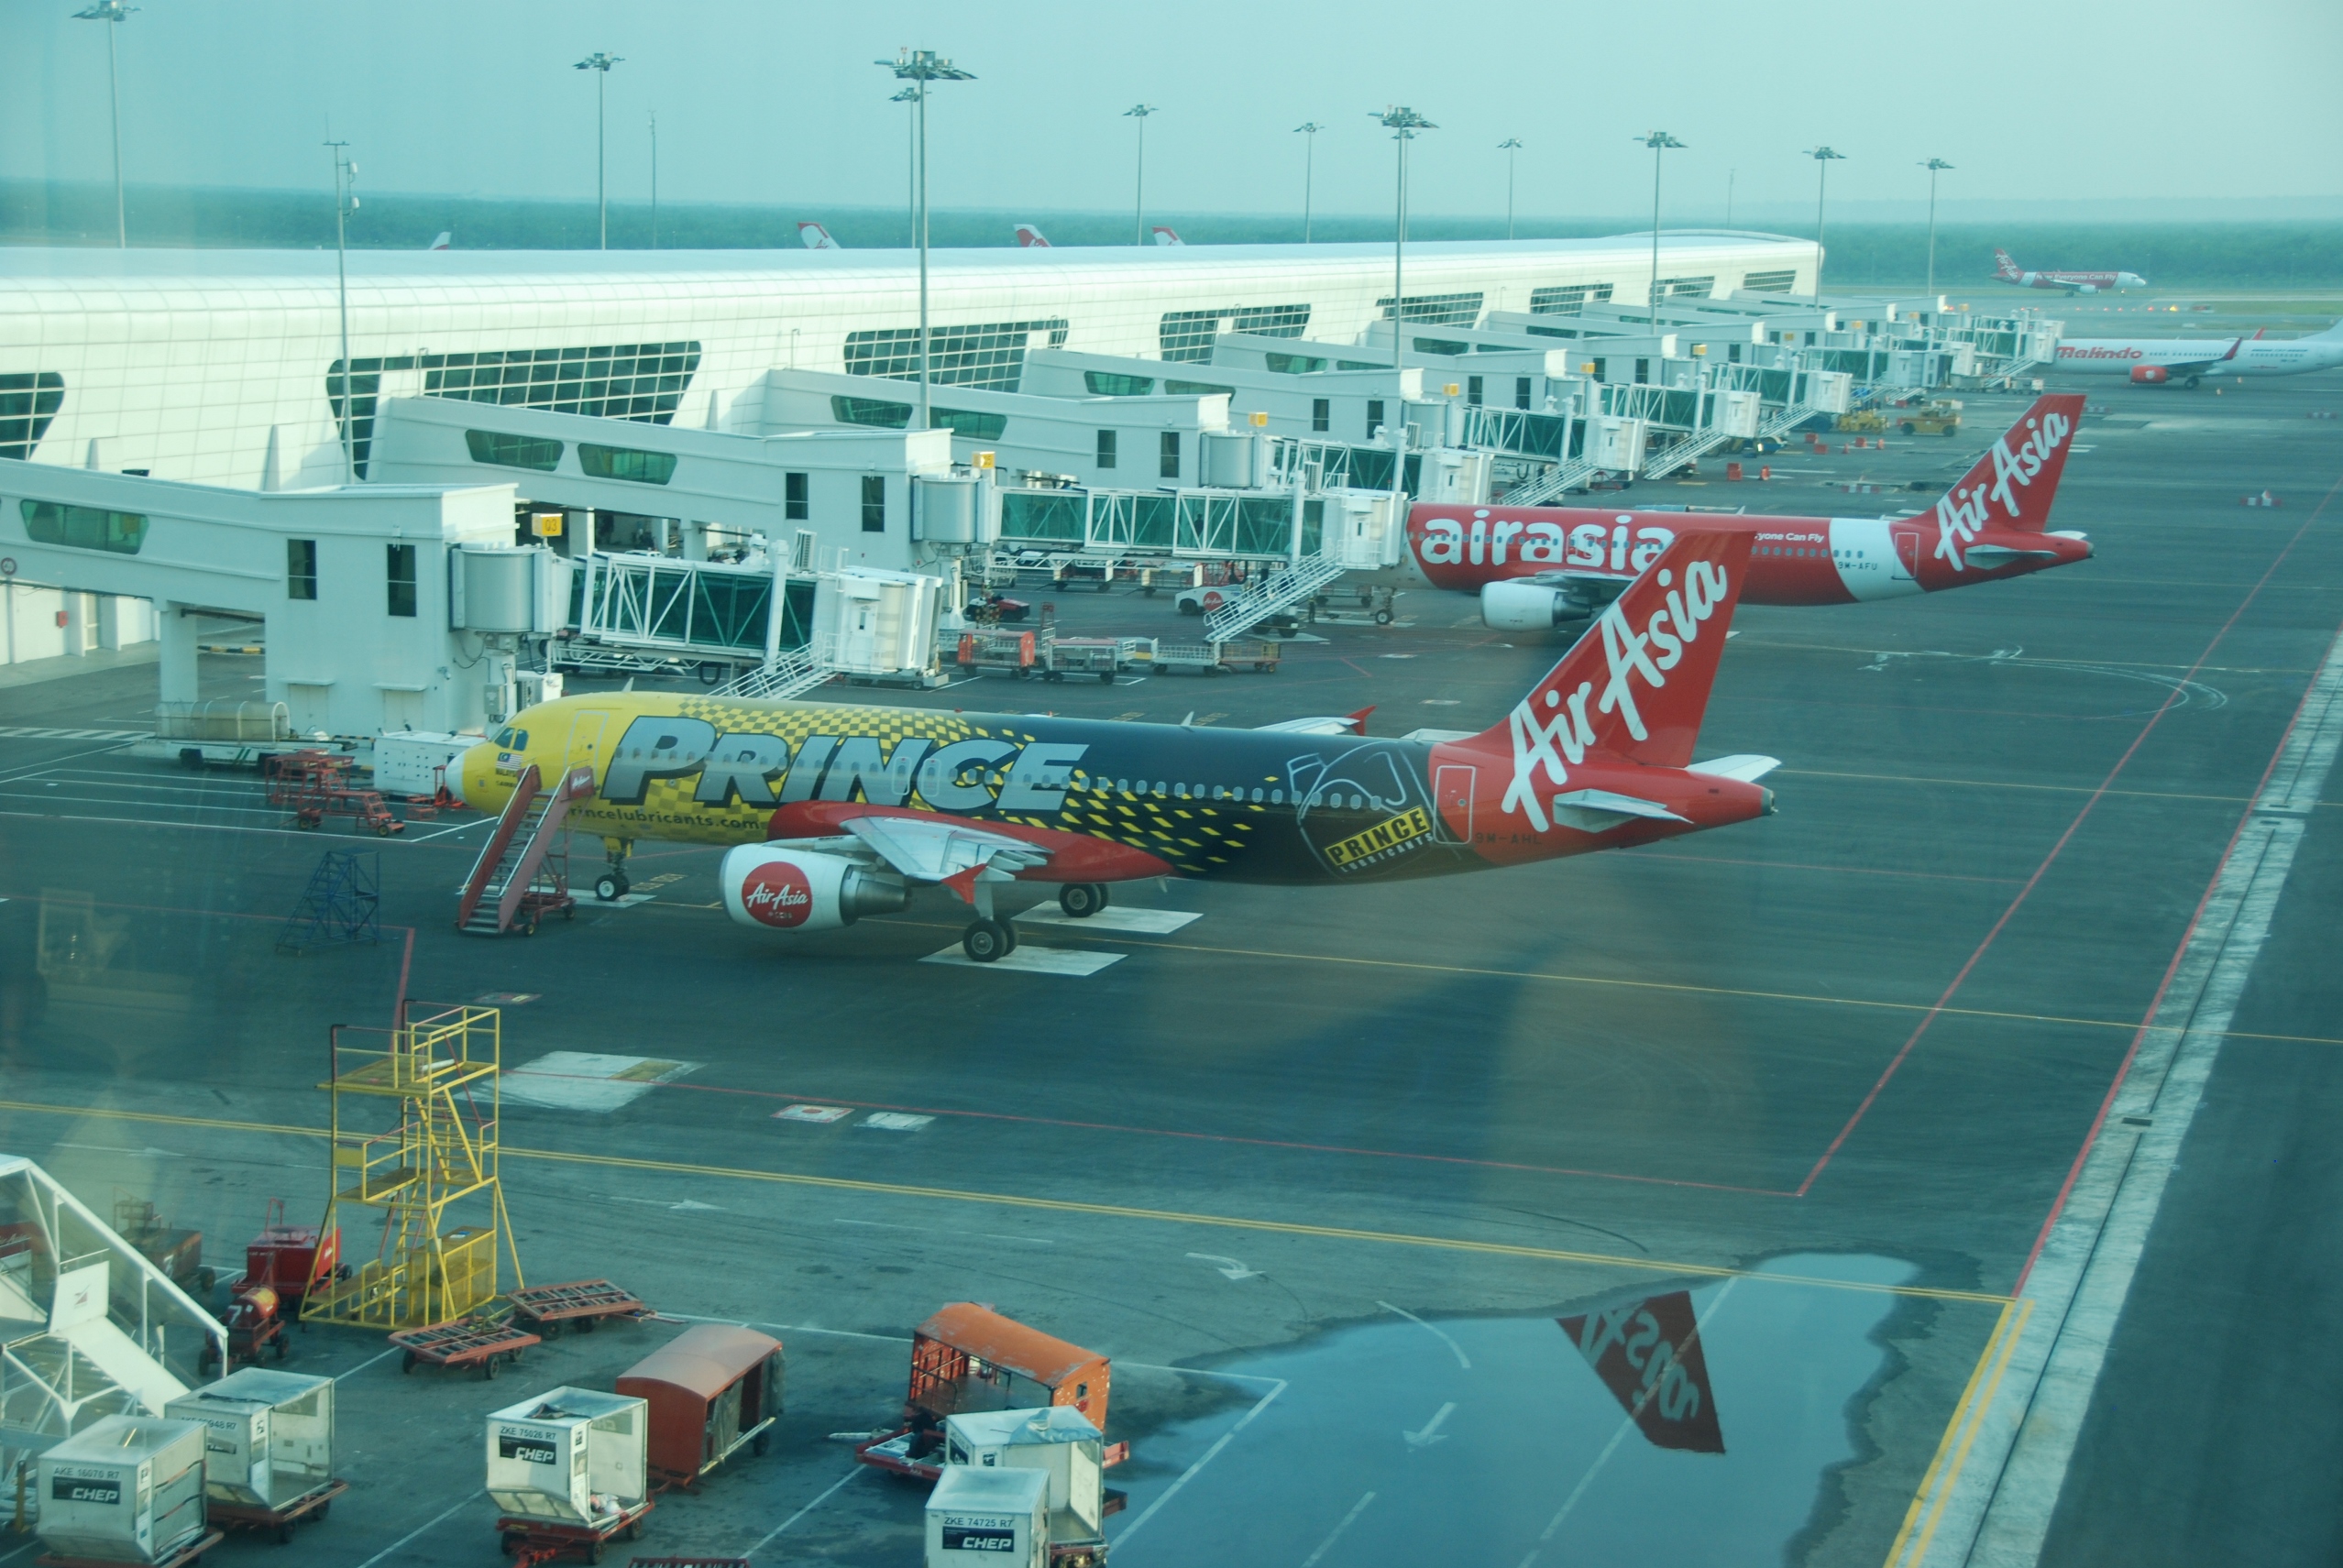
1548, 788, 1690, 833
1688, 754, 1781, 783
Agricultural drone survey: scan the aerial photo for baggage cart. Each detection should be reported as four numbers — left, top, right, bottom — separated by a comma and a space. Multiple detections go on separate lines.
956, 629, 1044, 678
490, 1387, 651, 1563
392, 1314, 542, 1379
1149, 641, 1281, 676
205, 1476, 346, 1546
34, 1530, 223, 1568
617, 1324, 786, 1489
858, 1304, 1113, 1482
511, 1279, 654, 1338
1037, 638, 1131, 684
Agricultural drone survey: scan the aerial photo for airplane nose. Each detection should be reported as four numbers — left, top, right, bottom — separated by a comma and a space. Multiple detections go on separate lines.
447, 743, 481, 808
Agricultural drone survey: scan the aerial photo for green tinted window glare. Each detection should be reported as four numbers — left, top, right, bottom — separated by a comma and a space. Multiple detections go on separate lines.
1084, 371, 1156, 397
21, 499, 148, 554
578, 444, 678, 485
464, 430, 564, 471
831, 396, 912, 429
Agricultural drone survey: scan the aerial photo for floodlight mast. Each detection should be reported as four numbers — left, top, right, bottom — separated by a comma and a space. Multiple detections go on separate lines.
326, 140, 357, 483
1806, 145, 1847, 305
574, 52, 623, 249
878, 49, 974, 432
1370, 106, 1436, 376
648, 110, 658, 250
1498, 137, 1524, 241
1293, 123, 1323, 242
1920, 158, 1953, 299
1124, 104, 1158, 246
1636, 132, 1686, 323
72, 1, 135, 248
892, 87, 919, 246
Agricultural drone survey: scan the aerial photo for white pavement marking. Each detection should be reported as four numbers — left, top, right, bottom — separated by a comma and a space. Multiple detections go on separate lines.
1186, 1251, 1260, 1281
859, 1112, 933, 1132
351, 1489, 485, 1568
1298, 1491, 1377, 1567
0, 727, 149, 740
739, 1465, 864, 1559
335, 1344, 403, 1381
1113, 1377, 1289, 1548
922, 944, 1126, 976
1379, 1299, 1473, 1370
1014, 906, 1201, 935
774, 1104, 852, 1124
1918, 623, 2343, 1568
499, 1052, 699, 1113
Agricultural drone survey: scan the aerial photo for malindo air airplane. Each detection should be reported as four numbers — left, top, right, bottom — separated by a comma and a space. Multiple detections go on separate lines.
453, 533, 1777, 963
2052, 321, 2343, 388
1995, 248, 2145, 294
1407, 395, 2091, 631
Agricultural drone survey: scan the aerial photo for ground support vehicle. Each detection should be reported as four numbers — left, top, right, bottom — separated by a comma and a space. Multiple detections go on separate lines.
956, 629, 1049, 678
391, 1314, 541, 1379
494, 1501, 654, 1565
197, 1286, 290, 1370
1146, 641, 1282, 676
510, 1279, 654, 1338
1835, 409, 1887, 434
1037, 638, 1144, 684
858, 1303, 1119, 1483
1309, 586, 1401, 626
265, 751, 404, 836
205, 1478, 346, 1547
1898, 399, 1964, 436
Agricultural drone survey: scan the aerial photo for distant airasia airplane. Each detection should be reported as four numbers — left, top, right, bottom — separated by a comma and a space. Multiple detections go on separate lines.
1014, 223, 1051, 247
1995, 247, 2144, 294
2053, 322, 2343, 386
1407, 396, 2091, 630
798, 222, 842, 250
1151, 225, 1185, 247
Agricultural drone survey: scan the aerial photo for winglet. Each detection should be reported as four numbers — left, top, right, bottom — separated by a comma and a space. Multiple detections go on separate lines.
1347, 705, 1376, 735
940, 865, 984, 906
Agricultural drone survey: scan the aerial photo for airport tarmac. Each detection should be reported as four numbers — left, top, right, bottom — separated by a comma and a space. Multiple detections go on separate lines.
0, 376, 2338, 1566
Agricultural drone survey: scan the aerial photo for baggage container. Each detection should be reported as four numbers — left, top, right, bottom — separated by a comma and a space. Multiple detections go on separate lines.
943, 1407, 1110, 1562
486, 1387, 648, 1530
38, 1416, 208, 1565
925, 1464, 1048, 1568
616, 1324, 785, 1486
167, 1367, 334, 1510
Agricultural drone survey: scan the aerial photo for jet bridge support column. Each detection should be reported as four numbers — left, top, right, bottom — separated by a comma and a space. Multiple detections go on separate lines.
157, 600, 199, 706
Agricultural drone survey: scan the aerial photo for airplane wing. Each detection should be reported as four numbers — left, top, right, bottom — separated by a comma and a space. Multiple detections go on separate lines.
1256, 705, 1376, 736
837, 814, 1051, 883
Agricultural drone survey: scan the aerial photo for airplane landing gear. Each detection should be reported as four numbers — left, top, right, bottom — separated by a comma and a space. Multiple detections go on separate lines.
962, 918, 1018, 963
595, 837, 634, 901
1057, 883, 1110, 919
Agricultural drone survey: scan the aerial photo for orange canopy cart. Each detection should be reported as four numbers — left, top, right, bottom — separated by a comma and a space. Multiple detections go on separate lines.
856, 1304, 1112, 1481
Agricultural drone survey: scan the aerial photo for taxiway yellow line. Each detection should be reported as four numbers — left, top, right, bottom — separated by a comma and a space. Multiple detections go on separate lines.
0, 1097, 2008, 1305
1882, 1296, 2034, 1568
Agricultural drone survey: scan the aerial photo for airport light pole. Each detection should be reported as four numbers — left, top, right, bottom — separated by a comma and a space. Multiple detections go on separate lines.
1725, 167, 1735, 227
892, 87, 919, 247
648, 110, 658, 250
574, 51, 622, 249
878, 49, 975, 431
1293, 123, 1322, 243
1920, 157, 1952, 299
1498, 137, 1524, 240
1636, 131, 1686, 322
1370, 106, 1436, 376
73, 1, 135, 248
326, 140, 358, 483
1805, 145, 1846, 305
1123, 104, 1158, 245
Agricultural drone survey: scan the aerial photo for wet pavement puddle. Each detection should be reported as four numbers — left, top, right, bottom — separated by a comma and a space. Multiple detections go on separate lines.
1109, 1253, 1917, 1565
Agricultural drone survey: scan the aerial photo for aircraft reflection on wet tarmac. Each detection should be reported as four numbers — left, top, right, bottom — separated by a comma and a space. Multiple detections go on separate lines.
1110, 1255, 1920, 1565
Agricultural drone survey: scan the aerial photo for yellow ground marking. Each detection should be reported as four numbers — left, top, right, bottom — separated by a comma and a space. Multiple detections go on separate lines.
1881, 1297, 2034, 1568
0, 1097, 2008, 1305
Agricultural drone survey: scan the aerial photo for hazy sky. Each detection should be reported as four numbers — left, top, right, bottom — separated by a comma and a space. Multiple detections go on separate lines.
7, 0, 2341, 222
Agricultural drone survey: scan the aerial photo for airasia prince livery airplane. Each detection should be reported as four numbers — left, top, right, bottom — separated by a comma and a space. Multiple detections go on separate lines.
455, 532, 1776, 962
1408, 395, 2090, 631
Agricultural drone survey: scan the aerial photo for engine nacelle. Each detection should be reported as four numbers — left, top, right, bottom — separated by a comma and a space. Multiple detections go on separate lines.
2129, 365, 2169, 384
2074, 283, 2098, 294
720, 845, 909, 932
1480, 579, 1593, 632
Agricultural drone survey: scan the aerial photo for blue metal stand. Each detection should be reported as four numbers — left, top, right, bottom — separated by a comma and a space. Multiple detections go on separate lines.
277, 850, 381, 954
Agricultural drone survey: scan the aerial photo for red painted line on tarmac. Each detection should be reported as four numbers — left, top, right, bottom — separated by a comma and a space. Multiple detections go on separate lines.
1795, 480, 2341, 1201
2013, 479, 2343, 1292
1626, 850, 2026, 886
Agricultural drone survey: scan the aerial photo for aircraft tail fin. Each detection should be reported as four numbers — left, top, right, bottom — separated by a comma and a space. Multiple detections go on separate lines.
798, 222, 841, 250
1924, 394, 2084, 534
1015, 224, 1051, 248
1471, 530, 1752, 771
1993, 247, 2020, 279
426, 231, 452, 251
1151, 225, 1184, 247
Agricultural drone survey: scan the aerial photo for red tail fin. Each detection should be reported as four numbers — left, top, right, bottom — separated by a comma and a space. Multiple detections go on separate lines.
1474, 530, 1753, 774
1994, 247, 2020, 279
1928, 394, 2083, 535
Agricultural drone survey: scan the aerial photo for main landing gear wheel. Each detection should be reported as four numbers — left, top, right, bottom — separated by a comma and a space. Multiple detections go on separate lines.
962, 918, 1015, 963
1057, 883, 1109, 919
594, 871, 630, 902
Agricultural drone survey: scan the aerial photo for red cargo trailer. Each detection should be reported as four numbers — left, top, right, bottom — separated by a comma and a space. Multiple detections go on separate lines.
856, 1304, 1113, 1480
615, 1324, 785, 1488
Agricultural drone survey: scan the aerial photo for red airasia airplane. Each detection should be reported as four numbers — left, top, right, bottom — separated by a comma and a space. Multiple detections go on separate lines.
1407, 395, 2090, 631
1995, 248, 2146, 294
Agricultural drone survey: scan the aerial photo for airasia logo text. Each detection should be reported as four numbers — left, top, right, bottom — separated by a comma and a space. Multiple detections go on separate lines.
741, 863, 814, 927
1418, 512, 1674, 574
1934, 408, 2070, 572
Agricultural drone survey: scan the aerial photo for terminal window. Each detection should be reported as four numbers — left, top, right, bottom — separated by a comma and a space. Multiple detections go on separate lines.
578, 444, 678, 485
1743, 269, 1799, 293
328, 342, 700, 477
464, 430, 564, 471
1158, 305, 1312, 364
1467, 377, 1484, 406
288, 540, 317, 600
0, 372, 65, 461
1366, 400, 1385, 440
1376, 292, 1485, 328
786, 473, 808, 521
1160, 432, 1181, 481
1096, 430, 1117, 470
1528, 283, 1615, 315
843, 319, 1069, 392
20, 499, 147, 555
1265, 353, 1327, 375
1515, 378, 1533, 410
861, 477, 886, 532
1084, 371, 1155, 396
1312, 399, 1330, 433
1656, 276, 1716, 300
386, 543, 418, 617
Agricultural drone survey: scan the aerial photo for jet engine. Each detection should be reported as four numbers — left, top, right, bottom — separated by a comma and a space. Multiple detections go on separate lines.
2129, 365, 2169, 384
1481, 579, 1595, 631
720, 845, 909, 932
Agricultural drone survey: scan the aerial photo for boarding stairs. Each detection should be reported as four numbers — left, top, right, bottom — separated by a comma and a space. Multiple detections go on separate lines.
1755, 402, 1820, 442
1203, 554, 1348, 641
1642, 425, 1734, 480
710, 644, 830, 702
1497, 455, 1602, 508
457, 764, 588, 936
